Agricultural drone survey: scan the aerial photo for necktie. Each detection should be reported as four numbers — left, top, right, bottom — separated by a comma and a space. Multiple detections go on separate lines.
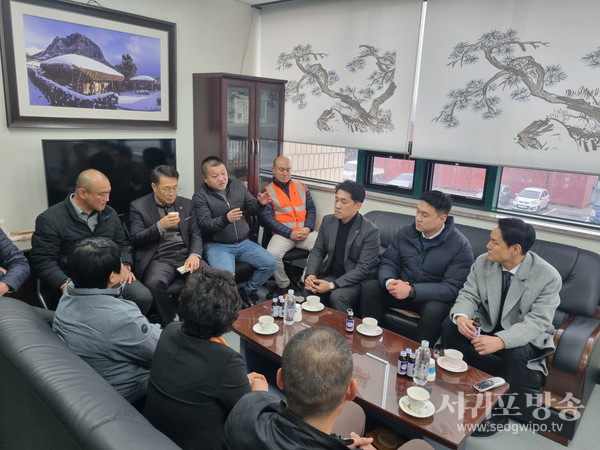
502, 271, 513, 301
494, 271, 513, 332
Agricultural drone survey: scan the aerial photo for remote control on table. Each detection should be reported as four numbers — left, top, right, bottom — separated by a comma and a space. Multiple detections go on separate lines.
473, 377, 505, 392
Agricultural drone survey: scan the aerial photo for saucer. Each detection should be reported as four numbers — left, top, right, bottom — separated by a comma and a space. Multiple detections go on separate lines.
302, 303, 325, 312
356, 324, 383, 337
252, 323, 279, 335
437, 356, 468, 373
399, 396, 435, 418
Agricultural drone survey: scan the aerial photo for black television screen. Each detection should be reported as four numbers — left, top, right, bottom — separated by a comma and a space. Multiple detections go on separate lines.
42, 139, 176, 217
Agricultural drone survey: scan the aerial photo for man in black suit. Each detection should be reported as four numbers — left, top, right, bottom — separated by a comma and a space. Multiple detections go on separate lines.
130, 165, 206, 325
304, 181, 380, 313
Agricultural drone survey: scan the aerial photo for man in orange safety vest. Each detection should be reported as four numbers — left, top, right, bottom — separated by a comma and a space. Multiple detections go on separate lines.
262, 157, 318, 296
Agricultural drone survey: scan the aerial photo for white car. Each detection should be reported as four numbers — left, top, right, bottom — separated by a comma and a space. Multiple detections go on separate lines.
343, 160, 384, 181
388, 172, 414, 188
512, 187, 550, 212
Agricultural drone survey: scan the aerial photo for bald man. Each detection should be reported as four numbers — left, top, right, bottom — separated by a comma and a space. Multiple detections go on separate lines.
262, 156, 318, 296
31, 169, 153, 314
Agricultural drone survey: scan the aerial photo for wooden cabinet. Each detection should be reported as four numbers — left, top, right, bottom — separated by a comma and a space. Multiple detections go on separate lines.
192, 73, 286, 195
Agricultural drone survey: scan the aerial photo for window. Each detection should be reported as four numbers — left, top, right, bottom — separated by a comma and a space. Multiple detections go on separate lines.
429, 162, 487, 203
498, 167, 599, 225
367, 155, 416, 190
282, 142, 356, 183
275, 143, 600, 230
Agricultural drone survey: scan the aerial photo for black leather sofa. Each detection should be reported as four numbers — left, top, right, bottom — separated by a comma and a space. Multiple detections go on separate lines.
0, 299, 180, 450
364, 210, 600, 445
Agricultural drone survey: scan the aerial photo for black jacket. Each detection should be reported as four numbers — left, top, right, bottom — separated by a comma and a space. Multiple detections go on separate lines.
144, 323, 251, 450
378, 216, 473, 303
305, 213, 380, 288
192, 179, 264, 244
30, 195, 132, 290
224, 391, 350, 450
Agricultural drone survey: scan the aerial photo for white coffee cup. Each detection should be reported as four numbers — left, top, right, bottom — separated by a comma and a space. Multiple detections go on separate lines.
258, 315, 274, 332
444, 349, 464, 368
168, 211, 179, 217
306, 295, 320, 307
362, 317, 378, 334
406, 386, 430, 412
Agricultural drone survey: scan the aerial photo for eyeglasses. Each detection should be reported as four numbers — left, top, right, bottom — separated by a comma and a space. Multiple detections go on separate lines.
159, 186, 180, 194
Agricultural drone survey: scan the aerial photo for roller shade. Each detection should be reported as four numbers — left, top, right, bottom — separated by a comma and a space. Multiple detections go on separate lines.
260, 0, 422, 153
412, 0, 600, 175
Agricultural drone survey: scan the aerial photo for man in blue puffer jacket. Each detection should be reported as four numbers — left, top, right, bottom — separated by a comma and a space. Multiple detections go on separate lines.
0, 229, 30, 297
360, 191, 473, 345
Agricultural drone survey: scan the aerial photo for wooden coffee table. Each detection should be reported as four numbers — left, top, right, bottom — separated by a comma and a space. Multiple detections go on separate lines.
232, 303, 509, 449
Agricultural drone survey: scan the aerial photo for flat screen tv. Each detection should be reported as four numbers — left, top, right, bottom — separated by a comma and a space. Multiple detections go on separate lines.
41, 139, 176, 217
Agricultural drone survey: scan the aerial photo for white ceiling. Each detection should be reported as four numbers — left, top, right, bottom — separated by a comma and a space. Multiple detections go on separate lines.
232, 0, 299, 8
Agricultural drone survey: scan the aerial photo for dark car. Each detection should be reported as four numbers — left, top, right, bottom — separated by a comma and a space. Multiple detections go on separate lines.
498, 184, 511, 206
590, 198, 600, 224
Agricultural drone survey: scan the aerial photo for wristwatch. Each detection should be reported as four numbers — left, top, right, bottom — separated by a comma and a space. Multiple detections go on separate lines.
329, 281, 335, 291
409, 285, 416, 298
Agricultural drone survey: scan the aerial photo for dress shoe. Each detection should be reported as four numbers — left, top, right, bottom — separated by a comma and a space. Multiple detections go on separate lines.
238, 288, 252, 309
293, 279, 305, 291
471, 414, 508, 437
269, 284, 290, 299
247, 290, 259, 306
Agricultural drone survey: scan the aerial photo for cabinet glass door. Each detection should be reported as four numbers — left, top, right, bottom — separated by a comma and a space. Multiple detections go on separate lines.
226, 86, 251, 186
257, 85, 283, 190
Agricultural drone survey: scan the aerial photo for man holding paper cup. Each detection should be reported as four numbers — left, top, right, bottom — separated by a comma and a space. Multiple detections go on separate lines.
130, 165, 206, 325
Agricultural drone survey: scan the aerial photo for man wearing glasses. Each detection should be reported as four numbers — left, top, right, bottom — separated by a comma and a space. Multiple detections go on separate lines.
129, 165, 206, 325
31, 169, 153, 314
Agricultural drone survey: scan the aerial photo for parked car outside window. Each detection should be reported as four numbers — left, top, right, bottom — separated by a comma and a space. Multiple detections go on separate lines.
388, 172, 414, 188
498, 184, 511, 206
512, 187, 549, 213
590, 198, 600, 224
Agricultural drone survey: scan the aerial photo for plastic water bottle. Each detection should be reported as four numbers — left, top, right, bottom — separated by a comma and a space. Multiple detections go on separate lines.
413, 340, 431, 386
284, 290, 296, 325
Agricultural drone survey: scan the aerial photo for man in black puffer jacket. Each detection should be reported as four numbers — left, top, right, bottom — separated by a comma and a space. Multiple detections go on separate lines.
192, 157, 276, 306
30, 169, 153, 313
360, 191, 473, 345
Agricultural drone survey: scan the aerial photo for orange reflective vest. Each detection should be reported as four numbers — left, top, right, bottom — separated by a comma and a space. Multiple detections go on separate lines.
265, 180, 307, 230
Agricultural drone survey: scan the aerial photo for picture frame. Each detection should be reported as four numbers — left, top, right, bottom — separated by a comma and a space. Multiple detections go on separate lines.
0, 0, 176, 128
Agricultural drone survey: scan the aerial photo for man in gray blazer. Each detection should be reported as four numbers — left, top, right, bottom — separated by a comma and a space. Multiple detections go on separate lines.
304, 181, 380, 313
442, 217, 561, 436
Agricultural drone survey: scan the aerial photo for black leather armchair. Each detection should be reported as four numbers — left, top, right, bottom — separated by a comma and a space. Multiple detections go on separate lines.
364, 210, 600, 445
0, 299, 179, 449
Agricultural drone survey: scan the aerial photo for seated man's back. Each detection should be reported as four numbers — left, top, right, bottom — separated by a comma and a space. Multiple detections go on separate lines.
52, 237, 161, 402
224, 327, 375, 449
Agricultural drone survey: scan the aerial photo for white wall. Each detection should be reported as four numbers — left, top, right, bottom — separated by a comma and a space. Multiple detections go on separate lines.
0, 0, 259, 231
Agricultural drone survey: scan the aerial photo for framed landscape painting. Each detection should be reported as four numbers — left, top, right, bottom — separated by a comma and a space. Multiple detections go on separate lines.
0, 0, 176, 128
